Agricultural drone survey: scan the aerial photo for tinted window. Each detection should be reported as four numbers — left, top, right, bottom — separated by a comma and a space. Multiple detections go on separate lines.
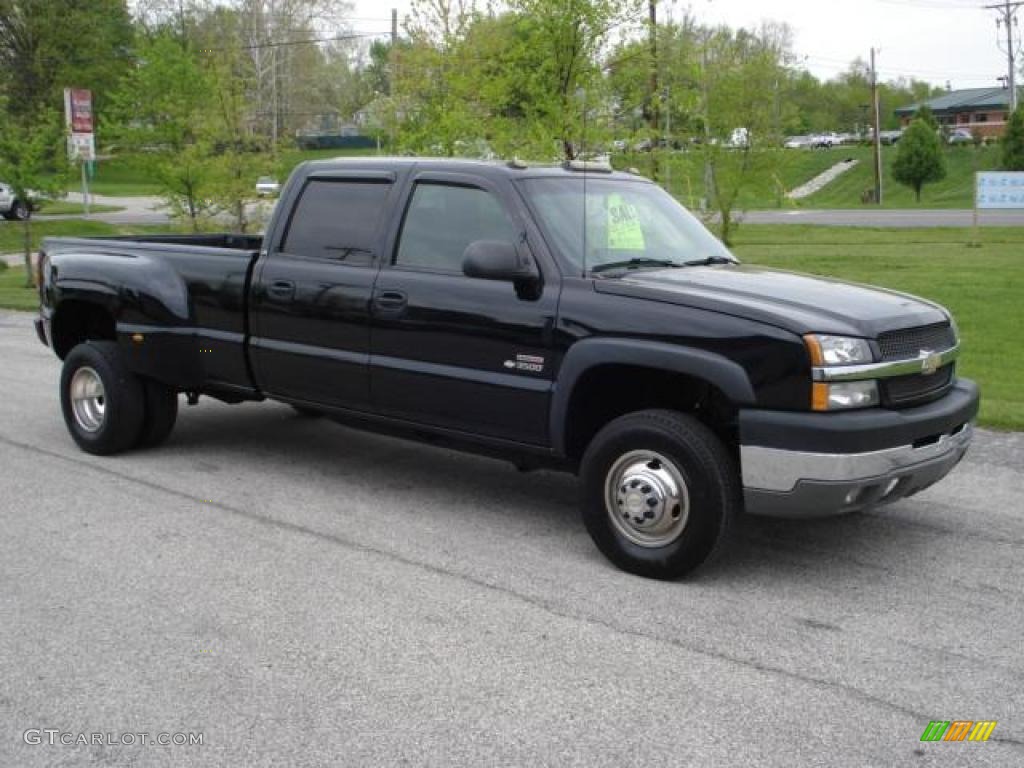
282, 180, 390, 266
395, 183, 517, 272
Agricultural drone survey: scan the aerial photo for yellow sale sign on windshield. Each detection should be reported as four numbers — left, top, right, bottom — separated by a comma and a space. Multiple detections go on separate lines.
607, 195, 645, 250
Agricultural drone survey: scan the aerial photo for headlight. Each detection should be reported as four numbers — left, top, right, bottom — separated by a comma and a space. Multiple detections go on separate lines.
812, 380, 879, 411
804, 334, 873, 366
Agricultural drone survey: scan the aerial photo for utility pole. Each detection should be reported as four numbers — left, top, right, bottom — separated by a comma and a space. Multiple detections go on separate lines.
647, 0, 659, 181
389, 8, 398, 153
870, 47, 883, 205
988, 2, 1023, 111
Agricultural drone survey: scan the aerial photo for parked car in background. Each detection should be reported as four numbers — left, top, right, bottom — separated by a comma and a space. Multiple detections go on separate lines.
728, 127, 750, 148
255, 177, 281, 197
948, 128, 974, 145
0, 182, 32, 220
879, 130, 903, 145
784, 135, 812, 149
811, 132, 841, 149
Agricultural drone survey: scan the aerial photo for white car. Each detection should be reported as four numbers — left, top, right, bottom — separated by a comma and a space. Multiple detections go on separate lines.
784, 135, 812, 149
0, 182, 32, 220
811, 132, 841, 149
255, 177, 281, 197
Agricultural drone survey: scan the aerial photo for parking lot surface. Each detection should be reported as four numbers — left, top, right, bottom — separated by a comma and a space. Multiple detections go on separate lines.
1, 310, 1022, 767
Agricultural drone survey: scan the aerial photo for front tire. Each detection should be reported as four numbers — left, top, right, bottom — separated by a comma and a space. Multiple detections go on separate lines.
60, 341, 145, 455
579, 409, 740, 580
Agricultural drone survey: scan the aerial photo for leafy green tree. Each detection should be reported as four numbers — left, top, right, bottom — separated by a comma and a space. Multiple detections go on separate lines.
699, 24, 791, 245
0, 0, 133, 123
915, 105, 938, 130
892, 117, 946, 202
1002, 106, 1024, 171
109, 31, 214, 230
0, 109, 67, 285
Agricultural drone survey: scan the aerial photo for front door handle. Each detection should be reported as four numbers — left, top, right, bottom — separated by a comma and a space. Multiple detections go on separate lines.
374, 290, 407, 311
267, 280, 295, 301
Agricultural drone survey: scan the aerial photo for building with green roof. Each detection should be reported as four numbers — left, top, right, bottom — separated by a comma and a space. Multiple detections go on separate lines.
896, 87, 1022, 138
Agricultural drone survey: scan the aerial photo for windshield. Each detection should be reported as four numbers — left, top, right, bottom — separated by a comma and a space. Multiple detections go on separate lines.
520, 177, 736, 275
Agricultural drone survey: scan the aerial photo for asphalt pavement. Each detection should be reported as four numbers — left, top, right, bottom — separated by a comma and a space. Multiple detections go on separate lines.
1, 310, 1022, 767
740, 208, 1024, 227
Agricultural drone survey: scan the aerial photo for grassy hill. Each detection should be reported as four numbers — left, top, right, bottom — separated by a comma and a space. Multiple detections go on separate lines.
801, 144, 1001, 209
619, 143, 1001, 210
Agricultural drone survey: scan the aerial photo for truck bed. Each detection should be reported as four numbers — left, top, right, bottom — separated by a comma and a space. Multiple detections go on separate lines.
40, 233, 264, 397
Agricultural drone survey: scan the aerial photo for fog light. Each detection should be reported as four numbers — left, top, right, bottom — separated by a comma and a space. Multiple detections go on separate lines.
882, 478, 900, 498
812, 380, 879, 411
844, 488, 861, 505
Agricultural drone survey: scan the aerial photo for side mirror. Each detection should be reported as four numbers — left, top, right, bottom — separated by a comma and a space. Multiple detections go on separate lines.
462, 240, 539, 284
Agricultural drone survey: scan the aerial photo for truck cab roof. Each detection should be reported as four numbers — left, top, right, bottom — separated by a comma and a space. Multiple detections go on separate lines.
299, 156, 651, 184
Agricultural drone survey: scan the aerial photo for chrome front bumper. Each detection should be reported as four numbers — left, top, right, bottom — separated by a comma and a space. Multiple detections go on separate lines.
741, 421, 974, 518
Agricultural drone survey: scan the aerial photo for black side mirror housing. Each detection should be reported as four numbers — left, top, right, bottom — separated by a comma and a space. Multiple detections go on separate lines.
462, 240, 539, 284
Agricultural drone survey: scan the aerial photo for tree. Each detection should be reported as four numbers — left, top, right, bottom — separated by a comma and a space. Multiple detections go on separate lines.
699, 23, 792, 244
892, 117, 946, 202
109, 31, 215, 230
0, 109, 66, 285
0, 0, 133, 123
1002, 106, 1024, 171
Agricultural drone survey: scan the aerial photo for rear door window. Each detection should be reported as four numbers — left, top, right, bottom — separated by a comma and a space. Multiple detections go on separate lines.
282, 180, 391, 266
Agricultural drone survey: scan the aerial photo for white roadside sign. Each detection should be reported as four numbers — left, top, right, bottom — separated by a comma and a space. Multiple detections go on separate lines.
975, 171, 1024, 209
67, 133, 95, 163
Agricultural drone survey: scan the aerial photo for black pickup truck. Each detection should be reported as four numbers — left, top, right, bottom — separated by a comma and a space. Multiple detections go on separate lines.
35, 158, 979, 578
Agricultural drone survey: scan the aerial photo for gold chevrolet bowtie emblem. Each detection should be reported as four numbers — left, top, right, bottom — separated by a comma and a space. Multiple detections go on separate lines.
919, 350, 942, 376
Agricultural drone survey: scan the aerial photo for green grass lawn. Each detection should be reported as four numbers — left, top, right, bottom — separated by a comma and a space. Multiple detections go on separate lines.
732, 225, 1022, 430
0, 260, 40, 310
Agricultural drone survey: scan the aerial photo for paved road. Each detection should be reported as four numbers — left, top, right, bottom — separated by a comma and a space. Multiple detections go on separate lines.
740, 208, 1024, 227
1, 311, 1022, 767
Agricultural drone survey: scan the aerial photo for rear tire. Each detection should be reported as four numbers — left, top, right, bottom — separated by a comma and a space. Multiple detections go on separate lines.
137, 379, 178, 448
60, 341, 145, 455
579, 409, 740, 580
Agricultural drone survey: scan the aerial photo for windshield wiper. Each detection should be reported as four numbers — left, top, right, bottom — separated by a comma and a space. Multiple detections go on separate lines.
590, 258, 684, 274
680, 255, 736, 267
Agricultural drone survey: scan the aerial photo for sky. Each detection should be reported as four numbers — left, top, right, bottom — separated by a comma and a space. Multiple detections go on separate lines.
350, 0, 1020, 91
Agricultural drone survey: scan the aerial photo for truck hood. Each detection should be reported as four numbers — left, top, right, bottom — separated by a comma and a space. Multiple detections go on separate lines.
593, 264, 948, 337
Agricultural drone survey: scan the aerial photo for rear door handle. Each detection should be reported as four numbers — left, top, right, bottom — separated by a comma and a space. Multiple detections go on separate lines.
267, 280, 295, 300
374, 290, 407, 311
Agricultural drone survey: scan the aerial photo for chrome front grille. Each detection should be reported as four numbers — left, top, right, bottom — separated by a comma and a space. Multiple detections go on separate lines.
881, 364, 955, 406
877, 322, 956, 361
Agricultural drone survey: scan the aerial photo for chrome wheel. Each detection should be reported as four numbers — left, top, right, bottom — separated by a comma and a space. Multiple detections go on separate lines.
604, 450, 690, 548
69, 366, 106, 433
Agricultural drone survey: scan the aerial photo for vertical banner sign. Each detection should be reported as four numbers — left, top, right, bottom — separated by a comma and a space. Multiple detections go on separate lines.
63, 88, 96, 162
64, 88, 95, 215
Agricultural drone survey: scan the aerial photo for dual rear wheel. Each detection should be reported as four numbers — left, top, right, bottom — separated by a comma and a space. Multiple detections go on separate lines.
60, 341, 178, 455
